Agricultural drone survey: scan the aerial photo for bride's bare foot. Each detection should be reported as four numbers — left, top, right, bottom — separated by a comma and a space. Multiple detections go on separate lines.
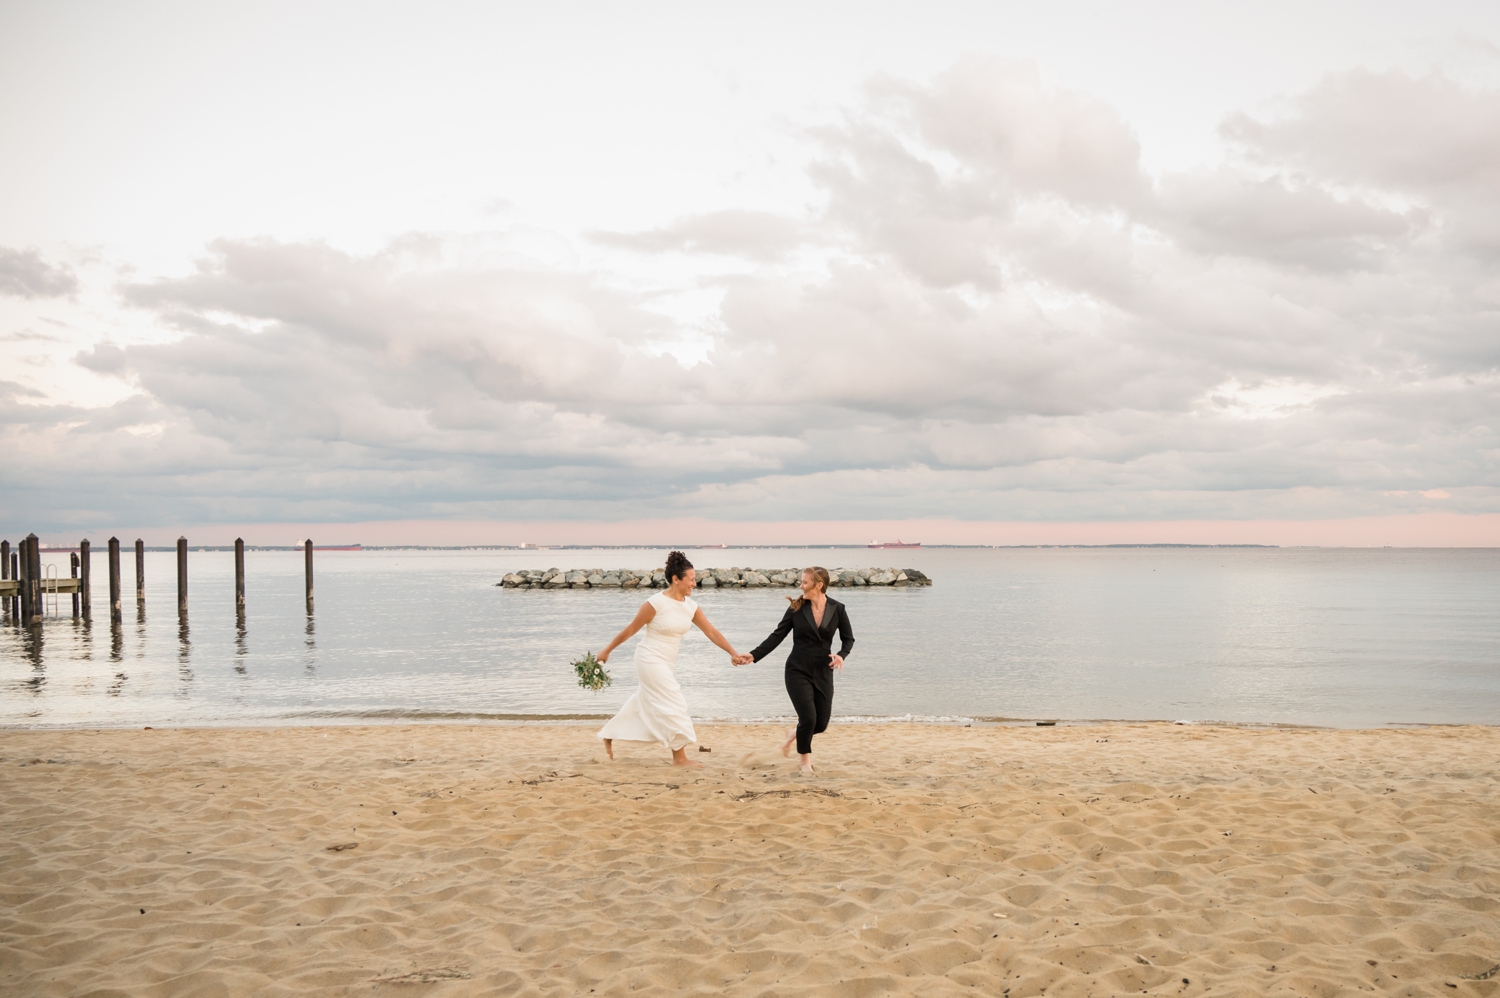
671, 748, 704, 768
603, 738, 614, 760
780, 727, 796, 757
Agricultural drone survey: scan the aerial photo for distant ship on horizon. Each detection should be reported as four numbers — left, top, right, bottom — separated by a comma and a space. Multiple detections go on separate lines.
868, 540, 921, 549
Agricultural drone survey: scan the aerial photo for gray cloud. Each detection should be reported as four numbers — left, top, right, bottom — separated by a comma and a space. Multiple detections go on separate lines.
5, 59, 1499, 532
1154, 167, 1419, 270
0, 247, 79, 299
2, 329, 67, 343
590, 210, 805, 260
0, 380, 46, 403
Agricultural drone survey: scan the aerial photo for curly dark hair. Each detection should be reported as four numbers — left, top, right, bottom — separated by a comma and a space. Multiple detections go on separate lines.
664, 550, 694, 584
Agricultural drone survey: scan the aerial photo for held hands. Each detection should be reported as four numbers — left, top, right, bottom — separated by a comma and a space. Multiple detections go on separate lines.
829, 654, 844, 672
731, 653, 754, 666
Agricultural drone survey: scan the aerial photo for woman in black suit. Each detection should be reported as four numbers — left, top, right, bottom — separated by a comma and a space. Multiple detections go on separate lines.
735, 567, 854, 774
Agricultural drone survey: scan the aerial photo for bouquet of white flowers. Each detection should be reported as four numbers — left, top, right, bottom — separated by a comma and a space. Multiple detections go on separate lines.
572, 651, 611, 692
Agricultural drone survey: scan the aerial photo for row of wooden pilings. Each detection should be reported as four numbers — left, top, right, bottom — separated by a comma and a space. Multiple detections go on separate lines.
1, 535, 315, 627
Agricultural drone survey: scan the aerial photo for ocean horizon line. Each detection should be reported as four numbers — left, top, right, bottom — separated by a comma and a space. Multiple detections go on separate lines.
34, 542, 1500, 554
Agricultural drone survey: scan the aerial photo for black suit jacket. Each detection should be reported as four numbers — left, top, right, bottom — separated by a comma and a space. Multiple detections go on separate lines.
750, 598, 855, 678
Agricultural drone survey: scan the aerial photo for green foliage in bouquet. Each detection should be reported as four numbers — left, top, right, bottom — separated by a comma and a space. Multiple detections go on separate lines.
573, 651, 611, 692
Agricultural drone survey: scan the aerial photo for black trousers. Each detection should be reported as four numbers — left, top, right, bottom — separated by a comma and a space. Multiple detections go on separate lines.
785, 667, 833, 755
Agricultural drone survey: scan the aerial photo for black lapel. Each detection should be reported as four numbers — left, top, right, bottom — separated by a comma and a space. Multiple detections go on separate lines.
806, 599, 831, 633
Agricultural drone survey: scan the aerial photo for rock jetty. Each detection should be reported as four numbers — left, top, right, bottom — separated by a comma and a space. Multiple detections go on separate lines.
498, 566, 932, 589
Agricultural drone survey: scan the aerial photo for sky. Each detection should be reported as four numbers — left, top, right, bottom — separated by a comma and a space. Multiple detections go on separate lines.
3, 0, 1500, 546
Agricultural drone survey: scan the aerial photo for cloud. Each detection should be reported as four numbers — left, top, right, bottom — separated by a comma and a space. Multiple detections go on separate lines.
1154, 167, 1418, 270
868, 57, 1149, 209
5, 58, 1500, 532
1, 329, 67, 343
801, 58, 1149, 290
1221, 68, 1500, 191
1221, 68, 1500, 256
0, 247, 79, 299
0, 380, 46, 402
590, 210, 805, 260
76, 342, 128, 374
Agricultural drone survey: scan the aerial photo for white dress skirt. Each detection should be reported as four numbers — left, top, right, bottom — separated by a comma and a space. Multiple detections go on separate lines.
597, 591, 699, 752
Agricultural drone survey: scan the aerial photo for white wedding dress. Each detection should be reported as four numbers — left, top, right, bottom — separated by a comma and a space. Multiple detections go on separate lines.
597, 591, 699, 751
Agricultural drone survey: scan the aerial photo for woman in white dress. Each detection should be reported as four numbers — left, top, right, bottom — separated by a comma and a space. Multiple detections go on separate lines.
596, 551, 743, 767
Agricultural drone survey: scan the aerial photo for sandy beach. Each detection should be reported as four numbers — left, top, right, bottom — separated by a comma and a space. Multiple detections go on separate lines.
2, 722, 1497, 997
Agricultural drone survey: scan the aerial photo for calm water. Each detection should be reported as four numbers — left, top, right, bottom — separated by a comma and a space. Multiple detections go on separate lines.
2, 547, 1497, 729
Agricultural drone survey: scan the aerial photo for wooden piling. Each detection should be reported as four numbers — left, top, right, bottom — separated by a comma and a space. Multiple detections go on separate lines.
135, 539, 145, 603
19, 534, 36, 625
71, 553, 80, 617
9, 550, 18, 621
304, 539, 314, 611
176, 537, 188, 616
1, 539, 8, 622
27, 535, 42, 625
235, 538, 245, 609
108, 537, 122, 625
14, 538, 28, 624
79, 539, 91, 619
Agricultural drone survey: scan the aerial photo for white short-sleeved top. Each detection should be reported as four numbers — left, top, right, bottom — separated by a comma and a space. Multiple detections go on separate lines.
641, 591, 698, 649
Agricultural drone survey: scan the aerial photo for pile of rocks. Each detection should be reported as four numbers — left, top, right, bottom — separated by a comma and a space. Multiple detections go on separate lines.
498, 566, 932, 589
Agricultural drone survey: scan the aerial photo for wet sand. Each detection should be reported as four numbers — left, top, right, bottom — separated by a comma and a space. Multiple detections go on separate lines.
2, 722, 1498, 997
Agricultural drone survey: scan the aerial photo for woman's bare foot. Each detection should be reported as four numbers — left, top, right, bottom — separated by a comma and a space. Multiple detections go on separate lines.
799, 753, 814, 775
603, 738, 614, 760
671, 747, 704, 768
780, 727, 796, 757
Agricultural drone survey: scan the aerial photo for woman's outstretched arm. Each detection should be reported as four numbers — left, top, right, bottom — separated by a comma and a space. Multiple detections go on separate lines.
748, 607, 795, 663
597, 601, 656, 663
691, 608, 742, 663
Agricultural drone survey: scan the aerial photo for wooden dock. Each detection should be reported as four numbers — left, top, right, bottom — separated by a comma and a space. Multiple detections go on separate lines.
2, 533, 317, 628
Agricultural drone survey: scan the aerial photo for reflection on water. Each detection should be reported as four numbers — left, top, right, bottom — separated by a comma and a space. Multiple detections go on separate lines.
2, 547, 1499, 729
235, 610, 248, 675
22, 626, 43, 694
177, 613, 192, 694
